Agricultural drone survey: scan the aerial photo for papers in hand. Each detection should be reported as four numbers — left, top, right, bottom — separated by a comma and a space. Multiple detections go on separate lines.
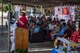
16, 18, 20, 21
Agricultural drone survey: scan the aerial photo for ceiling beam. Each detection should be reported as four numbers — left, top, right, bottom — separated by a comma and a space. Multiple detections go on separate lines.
3, 0, 80, 6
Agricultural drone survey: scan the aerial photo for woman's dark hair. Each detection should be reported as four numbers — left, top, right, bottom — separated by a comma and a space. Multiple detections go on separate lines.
63, 23, 66, 26
67, 24, 71, 28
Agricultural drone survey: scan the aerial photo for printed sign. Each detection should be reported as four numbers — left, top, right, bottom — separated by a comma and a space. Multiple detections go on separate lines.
55, 6, 75, 22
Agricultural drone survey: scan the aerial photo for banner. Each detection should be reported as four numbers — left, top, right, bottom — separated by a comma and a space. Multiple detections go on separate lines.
55, 6, 75, 22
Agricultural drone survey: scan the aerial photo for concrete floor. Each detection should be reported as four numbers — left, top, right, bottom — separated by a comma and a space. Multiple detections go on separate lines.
28, 42, 80, 53
28, 42, 53, 53
0, 26, 8, 53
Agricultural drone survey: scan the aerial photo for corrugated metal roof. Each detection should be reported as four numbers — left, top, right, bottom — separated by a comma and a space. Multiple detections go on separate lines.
3, 0, 80, 6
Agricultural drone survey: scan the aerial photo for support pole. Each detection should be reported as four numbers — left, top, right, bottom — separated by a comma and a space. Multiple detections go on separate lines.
2, 0, 3, 36
8, 0, 11, 53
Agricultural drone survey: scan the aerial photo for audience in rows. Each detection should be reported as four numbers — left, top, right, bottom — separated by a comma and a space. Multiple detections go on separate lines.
27, 16, 79, 43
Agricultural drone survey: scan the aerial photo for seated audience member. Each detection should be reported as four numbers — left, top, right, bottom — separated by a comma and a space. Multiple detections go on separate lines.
54, 23, 67, 48
55, 37, 71, 51
71, 21, 76, 33
48, 22, 55, 32
57, 23, 67, 37
62, 24, 72, 39
71, 28, 79, 43
79, 21, 80, 37
51, 22, 66, 41
54, 24, 72, 51
54, 21, 60, 33
33, 25, 40, 33
53, 23, 66, 43
50, 21, 60, 40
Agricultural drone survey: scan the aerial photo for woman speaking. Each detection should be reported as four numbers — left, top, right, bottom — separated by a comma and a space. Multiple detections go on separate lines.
15, 11, 28, 50
17, 11, 27, 29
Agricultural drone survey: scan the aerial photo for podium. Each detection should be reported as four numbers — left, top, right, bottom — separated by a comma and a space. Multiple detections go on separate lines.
15, 27, 28, 49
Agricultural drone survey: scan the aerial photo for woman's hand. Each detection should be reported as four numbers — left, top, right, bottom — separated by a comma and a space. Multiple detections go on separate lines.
19, 20, 24, 25
16, 18, 20, 21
